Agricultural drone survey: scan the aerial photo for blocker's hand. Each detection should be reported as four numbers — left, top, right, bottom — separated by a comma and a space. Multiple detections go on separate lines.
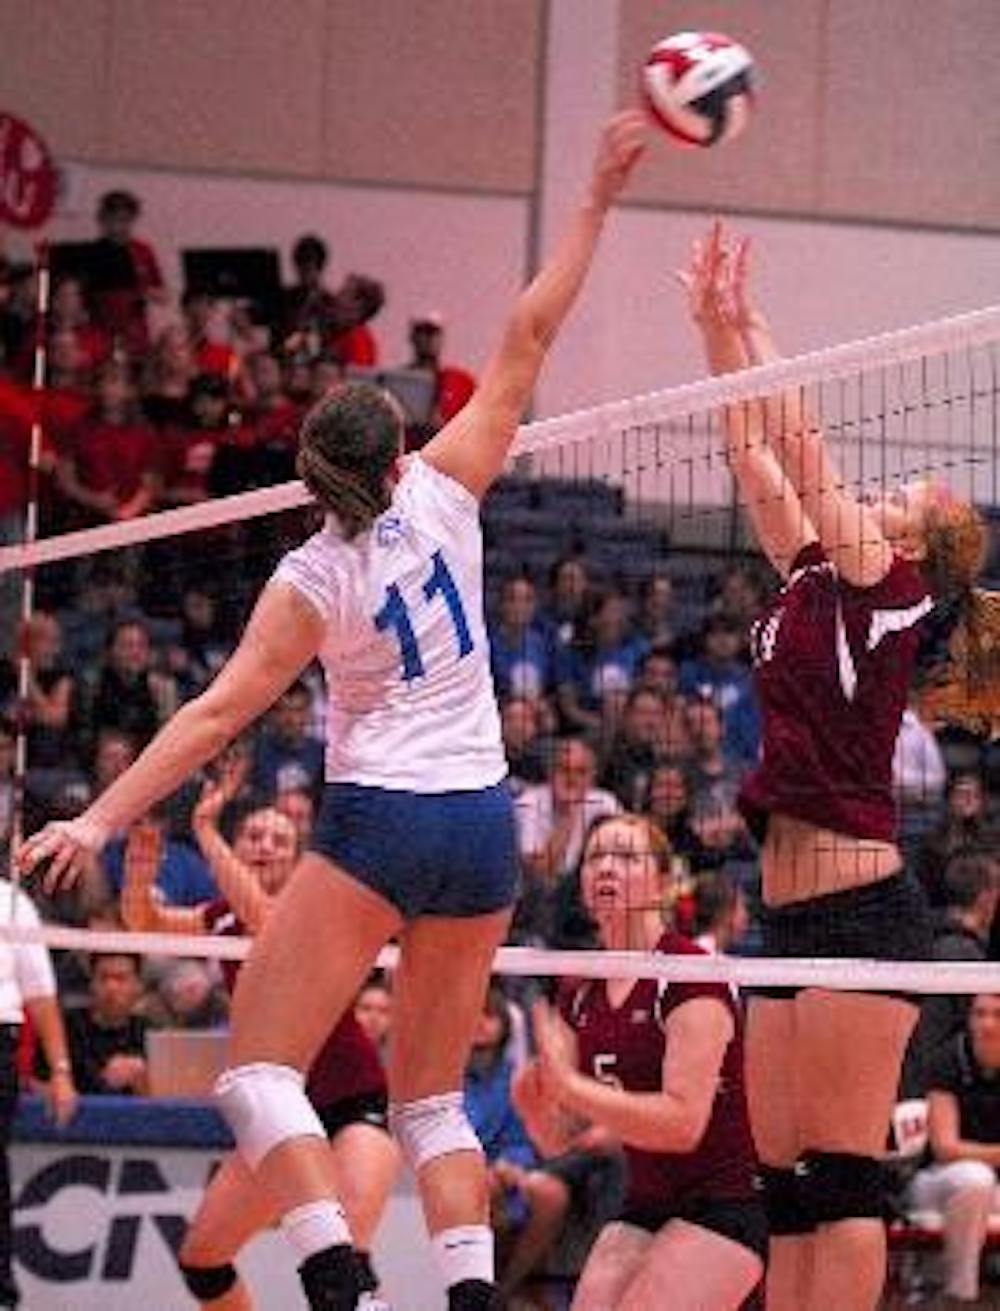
16, 814, 110, 895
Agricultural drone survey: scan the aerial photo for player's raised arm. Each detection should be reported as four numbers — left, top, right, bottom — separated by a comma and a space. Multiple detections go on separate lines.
681, 222, 817, 578
421, 109, 648, 500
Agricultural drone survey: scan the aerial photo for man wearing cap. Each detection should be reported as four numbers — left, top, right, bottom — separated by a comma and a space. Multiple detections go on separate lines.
407, 311, 476, 432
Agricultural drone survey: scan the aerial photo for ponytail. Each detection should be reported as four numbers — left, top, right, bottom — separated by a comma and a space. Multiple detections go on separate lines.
916, 588, 1000, 738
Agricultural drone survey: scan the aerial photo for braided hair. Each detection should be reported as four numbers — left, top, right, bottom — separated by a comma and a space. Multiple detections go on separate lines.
296, 382, 402, 539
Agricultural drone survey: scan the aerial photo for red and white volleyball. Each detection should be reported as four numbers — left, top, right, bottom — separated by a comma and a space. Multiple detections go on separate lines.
642, 32, 756, 148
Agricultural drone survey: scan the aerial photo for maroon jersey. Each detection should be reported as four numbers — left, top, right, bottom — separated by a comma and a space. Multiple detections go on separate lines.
741, 542, 931, 841
561, 932, 756, 1212
203, 900, 386, 1109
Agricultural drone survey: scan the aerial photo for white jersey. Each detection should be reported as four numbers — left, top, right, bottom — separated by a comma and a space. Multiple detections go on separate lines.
273, 456, 506, 791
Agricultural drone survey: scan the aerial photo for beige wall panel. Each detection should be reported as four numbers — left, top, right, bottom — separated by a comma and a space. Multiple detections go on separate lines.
0, 0, 108, 157
103, 0, 326, 174
322, 0, 538, 193
617, 0, 826, 214
822, 1, 1000, 228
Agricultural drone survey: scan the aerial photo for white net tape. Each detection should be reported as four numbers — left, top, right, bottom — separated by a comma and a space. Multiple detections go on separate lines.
5, 923, 1000, 995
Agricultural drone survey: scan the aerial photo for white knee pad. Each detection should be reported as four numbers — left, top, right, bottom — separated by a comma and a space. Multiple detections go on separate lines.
214, 1062, 326, 1170
388, 1091, 482, 1173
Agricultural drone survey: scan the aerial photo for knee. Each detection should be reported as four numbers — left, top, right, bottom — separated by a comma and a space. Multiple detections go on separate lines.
794, 1150, 888, 1226
214, 1062, 325, 1170
388, 1091, 482, 1174
176, 1245, 239, 1304
944, 1159, 997, 1201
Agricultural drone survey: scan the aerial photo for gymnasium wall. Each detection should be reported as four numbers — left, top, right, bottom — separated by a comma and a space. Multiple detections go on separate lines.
2, 0, 1000, 419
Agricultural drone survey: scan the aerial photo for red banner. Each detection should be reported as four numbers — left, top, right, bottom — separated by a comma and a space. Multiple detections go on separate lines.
0, 112, 57, 230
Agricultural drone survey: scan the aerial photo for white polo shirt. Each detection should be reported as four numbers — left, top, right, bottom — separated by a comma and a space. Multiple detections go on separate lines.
0, 878, 57, 1023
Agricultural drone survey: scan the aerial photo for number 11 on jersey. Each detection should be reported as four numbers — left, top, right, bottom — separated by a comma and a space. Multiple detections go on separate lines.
375, 549, 474, 681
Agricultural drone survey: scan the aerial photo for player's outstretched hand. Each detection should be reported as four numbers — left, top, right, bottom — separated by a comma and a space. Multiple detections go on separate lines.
16, 815, 109, 895
590, 109, 648, 210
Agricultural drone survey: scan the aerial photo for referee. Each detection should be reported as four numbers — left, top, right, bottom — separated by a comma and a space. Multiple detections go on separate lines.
0, 872, 78, 1309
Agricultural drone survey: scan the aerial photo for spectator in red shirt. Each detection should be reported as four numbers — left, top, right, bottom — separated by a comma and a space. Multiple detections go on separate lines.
326, 273, 384, 368
181, 290, 243, 385
406, 312, 476, 429
89, 190, 167, 359
159, 373, 235, 508
15, 275, 110, 382
56, 360, 157, 527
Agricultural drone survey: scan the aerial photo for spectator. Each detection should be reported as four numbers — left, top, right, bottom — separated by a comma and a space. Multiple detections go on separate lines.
692, 870, 750, 955
500, 696, 549, 794
41, 952, 150, 1095
327, 273, 384, 368
906, 994, 1000, 1303
0, 870, 78, 1309
87, 189, 166, 358
917, 771, 998, 910
679, 613, 760, 767
147, 958, 229, 1031
634, 643, 681, 704
141, 323, 197, 430
354, 971, 393, 1064
280, 233, 339, 353
894, 700, 948, 866
635, 571, 680, 648
243, 349, 299, 470
251, 678, 325, 797
55, 359, 158, 528
16, 274, 109, 382
515, 736, 619, 885
642, 764, 702, 866
489, 575, 553, 702
601, 688, 669, 812
102, 807, 218, 909
180, 289, 242, 385
165, 585, 231, 699
164, 371, 246, 503
77, 620, 173, 755
405, 311, 476, 432
20, 611, 76, 769
541, 555, 591, 652
556, 588, 648, 736
902, 853, 999, 1098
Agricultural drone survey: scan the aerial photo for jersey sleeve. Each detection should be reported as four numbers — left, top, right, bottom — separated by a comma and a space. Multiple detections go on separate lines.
406, 455, 479, 532
11, 890, 56, 1001
271, 532, 341, 624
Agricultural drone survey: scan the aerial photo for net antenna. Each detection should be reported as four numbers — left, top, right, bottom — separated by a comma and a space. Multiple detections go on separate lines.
10, 243, 51, 897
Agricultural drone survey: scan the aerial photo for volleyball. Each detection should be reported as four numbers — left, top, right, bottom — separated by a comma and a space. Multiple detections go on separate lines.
641, 31, 756, 148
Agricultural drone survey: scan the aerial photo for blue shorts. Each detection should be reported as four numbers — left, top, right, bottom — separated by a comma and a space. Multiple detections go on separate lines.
308, 781, 520, 919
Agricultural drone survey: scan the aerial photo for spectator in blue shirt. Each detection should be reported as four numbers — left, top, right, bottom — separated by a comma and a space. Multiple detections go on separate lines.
488, 576, 554, 702
251, 678, 325, 797
678, 613, 760, 766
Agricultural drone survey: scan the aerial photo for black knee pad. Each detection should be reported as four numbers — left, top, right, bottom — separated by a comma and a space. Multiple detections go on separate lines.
796, 1150, 887, 1224
753, 1165, 816, 1236
299, 1245, 359, 1311
177, 1259, 238, 1302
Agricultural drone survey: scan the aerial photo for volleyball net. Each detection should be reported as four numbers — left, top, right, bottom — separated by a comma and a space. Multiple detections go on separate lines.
0, 301, 997, 1004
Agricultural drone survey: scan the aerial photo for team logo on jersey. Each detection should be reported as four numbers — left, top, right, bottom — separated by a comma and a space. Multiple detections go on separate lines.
630, 1009, 649, 1024
376, 514, 405, 546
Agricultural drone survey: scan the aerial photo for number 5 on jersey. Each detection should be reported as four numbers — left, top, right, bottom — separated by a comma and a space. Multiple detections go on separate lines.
375, 549, 473, 681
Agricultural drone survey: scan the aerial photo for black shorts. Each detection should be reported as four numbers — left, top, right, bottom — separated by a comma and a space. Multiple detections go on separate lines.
316, 1090, 390, 1141
621, 1195, 769, 1264
750, 872, 933, 1004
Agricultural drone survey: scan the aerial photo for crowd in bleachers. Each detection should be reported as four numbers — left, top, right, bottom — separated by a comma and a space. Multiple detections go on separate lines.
1, 189, 999, 1307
